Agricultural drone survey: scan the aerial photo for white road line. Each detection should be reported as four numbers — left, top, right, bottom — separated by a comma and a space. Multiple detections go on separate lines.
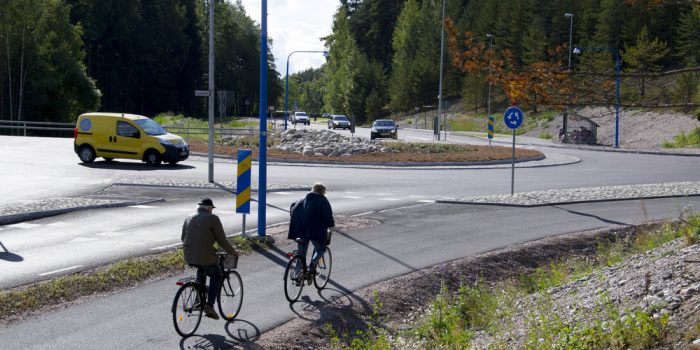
417, 199, 436, 203
379, 198, 401, 201
408, 195, 425, 198
8, 223, 42, 229
273, 192, 294, 195
68, 237, 99, 243
97, 231, 126, 237
38, 265, 82, 277
407, 136, 431, 141
150, 242, 181, 251
379, 203, 427, 213
46, 222, 71, 227
342, 196, 364, 199
128, 205, 156, 209
352, 211, 375, 216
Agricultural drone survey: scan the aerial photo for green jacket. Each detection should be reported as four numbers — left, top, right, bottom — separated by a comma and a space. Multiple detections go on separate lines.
181, 208, 237, 266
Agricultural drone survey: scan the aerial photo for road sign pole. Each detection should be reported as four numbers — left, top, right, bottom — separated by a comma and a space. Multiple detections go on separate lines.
511, 129, 516, 195
503, 105, 524, 196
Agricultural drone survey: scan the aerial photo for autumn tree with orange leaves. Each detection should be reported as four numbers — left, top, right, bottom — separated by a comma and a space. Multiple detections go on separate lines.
446, 18, 577, 112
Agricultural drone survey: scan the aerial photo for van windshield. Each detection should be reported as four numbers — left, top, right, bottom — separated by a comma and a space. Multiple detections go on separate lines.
134, 118, 167, 136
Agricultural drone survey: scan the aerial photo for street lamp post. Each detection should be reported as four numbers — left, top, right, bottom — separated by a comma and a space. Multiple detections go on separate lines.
437, 0, 446, 141
573, 46, 621, 148
284, 50, 329, 130
565, 13, 574, 69
486, 33, 494, 146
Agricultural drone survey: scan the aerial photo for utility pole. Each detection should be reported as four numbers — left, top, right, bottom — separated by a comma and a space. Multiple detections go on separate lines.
207, 0, 215, 183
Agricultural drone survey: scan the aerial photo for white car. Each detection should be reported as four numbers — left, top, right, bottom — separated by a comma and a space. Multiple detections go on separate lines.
292, 111, 310, 125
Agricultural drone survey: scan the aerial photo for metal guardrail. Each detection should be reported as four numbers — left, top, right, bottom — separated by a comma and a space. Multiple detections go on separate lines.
0, 120, 74, 136
0, 119, 259, 139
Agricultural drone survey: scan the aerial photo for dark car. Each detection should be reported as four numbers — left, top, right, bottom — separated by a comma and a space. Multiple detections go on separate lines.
370, 119, 398, 140
328, 115, 351, 130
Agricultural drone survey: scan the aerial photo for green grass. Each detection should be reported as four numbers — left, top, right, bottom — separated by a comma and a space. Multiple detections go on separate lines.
152, 113, 259, 142
385, 142, 475, 153
331, 216, 698, 349
0, 235, 253, 321
661, 127, 700, 148
539, 131, 553, 140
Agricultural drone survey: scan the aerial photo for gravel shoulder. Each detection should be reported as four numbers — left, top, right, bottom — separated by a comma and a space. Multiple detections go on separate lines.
254, 222, 700, 349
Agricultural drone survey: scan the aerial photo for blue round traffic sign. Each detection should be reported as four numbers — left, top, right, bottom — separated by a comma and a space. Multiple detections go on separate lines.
503, 106, 524, 129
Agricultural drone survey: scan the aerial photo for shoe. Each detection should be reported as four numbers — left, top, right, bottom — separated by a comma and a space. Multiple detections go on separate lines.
308, 263, 317, 277
203, 304, 219, 320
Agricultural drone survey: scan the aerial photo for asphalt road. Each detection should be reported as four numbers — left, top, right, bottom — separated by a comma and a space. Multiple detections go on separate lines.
1, 197, 698, 349
1, 131, 699, 348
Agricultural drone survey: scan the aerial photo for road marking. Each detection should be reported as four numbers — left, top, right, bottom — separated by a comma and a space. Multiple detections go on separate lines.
128, 205, 156, 209
375, 193, 390, 196
273, 192, 294, 195
8, 223, 41, 229
150, 242, 181, 251
342, 196, 364, 199
408, 195, 425, 198
353, 211, 375, 216
407, 136, 431, 141
417, 199, 436, 203
68, 237, 98, 243
46, 221, 71, 227
97, 231, 126, 237
379, 198, 401, 201
38, 265, 82, 277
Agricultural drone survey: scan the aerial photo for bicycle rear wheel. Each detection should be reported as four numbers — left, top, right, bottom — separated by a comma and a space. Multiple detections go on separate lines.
284, 256, 304, 302
218, 271, 244, 321
172, 283, 203, 337
314, 247, 332, 290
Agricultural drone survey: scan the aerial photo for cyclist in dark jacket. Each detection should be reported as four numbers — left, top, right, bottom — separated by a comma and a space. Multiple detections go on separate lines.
288, 183, 334, 273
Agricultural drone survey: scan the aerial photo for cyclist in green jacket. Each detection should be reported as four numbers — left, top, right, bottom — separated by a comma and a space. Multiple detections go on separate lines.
181, 198, 238, 319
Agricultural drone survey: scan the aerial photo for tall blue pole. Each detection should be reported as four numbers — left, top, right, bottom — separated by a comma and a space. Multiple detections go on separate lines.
615, 50, 620, 148
284, 57, 290, 130
258, 0, 268, 237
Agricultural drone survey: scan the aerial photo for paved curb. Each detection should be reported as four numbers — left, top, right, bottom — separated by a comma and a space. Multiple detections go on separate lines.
436, 181, 700, 207
189, 152, 579, 170
0, 198, 164, 226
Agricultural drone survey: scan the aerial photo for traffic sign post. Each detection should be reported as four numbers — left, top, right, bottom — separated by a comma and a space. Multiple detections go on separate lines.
236, 149, 252, 235
487, 116, 494, 146
503, 106, 524, 195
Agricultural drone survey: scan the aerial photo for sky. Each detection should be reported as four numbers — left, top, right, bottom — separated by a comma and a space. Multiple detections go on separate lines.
238, 0, 339, 75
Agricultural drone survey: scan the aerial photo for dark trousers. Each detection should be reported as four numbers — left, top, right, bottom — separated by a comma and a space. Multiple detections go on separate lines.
196, 264, 223, 306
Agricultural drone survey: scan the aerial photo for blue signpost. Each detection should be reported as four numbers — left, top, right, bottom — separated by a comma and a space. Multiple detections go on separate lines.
503, 106, 524, 195
487, 116, 494, 145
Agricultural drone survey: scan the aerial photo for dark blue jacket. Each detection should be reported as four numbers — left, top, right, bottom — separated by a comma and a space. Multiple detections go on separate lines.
288, 192, 334, 242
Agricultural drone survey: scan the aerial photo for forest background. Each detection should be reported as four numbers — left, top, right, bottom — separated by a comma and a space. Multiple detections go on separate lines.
0, 0, 698, 127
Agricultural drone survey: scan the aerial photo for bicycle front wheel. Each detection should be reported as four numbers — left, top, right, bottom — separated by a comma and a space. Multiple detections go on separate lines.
314, 247, 332, 290
284, 256, 304, 302
172, 283, 203, 337
218, 271, 244, 321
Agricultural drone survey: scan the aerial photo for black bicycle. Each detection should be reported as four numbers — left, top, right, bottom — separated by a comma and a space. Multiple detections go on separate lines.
283, 245, 332, 303
171, 252, 243, 337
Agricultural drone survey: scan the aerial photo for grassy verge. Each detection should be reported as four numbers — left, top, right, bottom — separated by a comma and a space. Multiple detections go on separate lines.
447, 110, 559, 136
662, 127, 700, 148
153, 113, 259, 142
328, 215, 700, 349
0, 235, 255, 322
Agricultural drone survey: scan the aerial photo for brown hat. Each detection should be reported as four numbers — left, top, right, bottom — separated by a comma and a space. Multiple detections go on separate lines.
198, 198, 216, 208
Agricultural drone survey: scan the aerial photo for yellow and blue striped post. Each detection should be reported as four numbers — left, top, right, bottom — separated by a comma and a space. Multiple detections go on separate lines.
487, 115, 494, 146
236, 149, 252, 214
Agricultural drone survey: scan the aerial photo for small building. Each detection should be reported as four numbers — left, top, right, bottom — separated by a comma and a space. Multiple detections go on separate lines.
560, 111, 599, 145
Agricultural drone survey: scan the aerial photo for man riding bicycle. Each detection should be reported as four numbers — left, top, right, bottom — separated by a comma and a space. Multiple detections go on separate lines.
288, 183, 335, 275
181, 198, 238, 320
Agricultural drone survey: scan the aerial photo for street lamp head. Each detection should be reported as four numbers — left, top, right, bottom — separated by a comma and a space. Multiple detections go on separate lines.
565, 13, 574, 18
573, 47, 582, 54
486, 33, 494, 38
322, 51, 330, 58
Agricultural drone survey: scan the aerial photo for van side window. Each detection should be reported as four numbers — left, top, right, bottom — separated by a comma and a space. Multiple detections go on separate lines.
117, 121, 140, 138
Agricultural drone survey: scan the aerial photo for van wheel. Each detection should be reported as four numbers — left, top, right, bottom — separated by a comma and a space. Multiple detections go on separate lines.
78, 145, 96, 163
144, 150, 162, 166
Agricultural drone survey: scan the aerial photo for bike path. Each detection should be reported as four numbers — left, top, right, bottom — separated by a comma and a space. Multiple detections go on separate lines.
2, 196, 699, 349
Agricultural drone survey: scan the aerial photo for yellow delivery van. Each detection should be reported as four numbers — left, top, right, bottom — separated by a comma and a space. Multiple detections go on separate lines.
73, 112, 189, 165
